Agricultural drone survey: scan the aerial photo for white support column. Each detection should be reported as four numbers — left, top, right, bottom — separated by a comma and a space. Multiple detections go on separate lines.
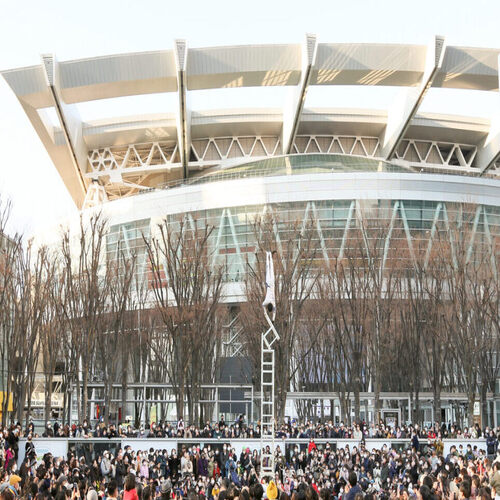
466, 205, 482, 264
441, 204, 458, 270
261, 205, 283, 257
174, 39, 191, 179
477, 59, 500, 175
82, 179, 108, 209
41, 54, 88, 195
482, 206, 498, 274
380, 36, 446, 160
282, 33, 318, 154
398, 201, 417, 267
424, 203, 443, 270
338, 201, 355, 260
381, 201, 400, 274
310, 202, 330, 264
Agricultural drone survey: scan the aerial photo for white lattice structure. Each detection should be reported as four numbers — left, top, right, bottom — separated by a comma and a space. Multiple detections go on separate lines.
3, 37, 500, 206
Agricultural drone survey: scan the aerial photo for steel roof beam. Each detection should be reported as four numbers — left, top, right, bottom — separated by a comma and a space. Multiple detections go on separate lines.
174, 39, 191, 179
40, 54, 88, 199
4, 43, 500, 107
478, 56, 500, 175
282, 34, 318, 154
380, 36, 446, 160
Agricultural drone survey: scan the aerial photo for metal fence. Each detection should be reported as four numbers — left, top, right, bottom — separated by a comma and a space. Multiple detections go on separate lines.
18, 437, 488, 466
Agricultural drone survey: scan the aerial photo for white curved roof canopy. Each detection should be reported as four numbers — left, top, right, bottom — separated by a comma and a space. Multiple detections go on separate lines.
3, 37, 500, 208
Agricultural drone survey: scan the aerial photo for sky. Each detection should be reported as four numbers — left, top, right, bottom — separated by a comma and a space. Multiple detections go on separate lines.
0, 0, 499, 236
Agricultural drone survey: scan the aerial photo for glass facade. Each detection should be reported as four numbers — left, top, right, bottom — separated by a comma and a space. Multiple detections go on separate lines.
107, 201, 500, 284
106, 218, 150, 287
183, 154, 411, 188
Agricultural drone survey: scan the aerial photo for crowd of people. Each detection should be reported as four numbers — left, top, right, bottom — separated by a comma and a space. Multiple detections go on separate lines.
25, 418, 500, 445
0, 419, 499, 500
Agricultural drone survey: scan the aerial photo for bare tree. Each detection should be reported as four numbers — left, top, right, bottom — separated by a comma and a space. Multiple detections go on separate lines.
38, 248, 66, 425
60, 212, 110, 421
0, 200, 23, 424
479, 259, 500, 426
144, 215, 224, 421
240, 212, 323, 421
441, 207, 494, 426
95, 250, 136, 425
420, 238, 452, 426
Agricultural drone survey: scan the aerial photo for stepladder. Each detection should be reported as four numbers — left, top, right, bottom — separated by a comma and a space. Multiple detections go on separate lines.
260, 310, 279, 479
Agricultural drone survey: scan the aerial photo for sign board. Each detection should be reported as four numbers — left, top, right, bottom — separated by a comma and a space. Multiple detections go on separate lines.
473, 402, 480, 416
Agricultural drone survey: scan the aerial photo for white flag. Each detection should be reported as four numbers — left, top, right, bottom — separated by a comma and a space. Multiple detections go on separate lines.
262, 251, 276, 321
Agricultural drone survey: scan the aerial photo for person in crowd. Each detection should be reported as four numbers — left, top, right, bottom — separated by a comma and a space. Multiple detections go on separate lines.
0, 418, 499, 500
123, 474, 138, 500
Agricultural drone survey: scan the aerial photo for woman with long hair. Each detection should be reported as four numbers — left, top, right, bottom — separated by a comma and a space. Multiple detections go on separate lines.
123, 474, 139, 500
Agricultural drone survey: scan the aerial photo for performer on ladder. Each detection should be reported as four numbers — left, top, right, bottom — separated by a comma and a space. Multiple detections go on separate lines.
261, 251, 279, 480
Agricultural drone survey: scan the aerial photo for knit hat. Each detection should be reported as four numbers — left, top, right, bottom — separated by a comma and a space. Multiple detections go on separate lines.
267, 481, 278, 500
9, 475, 21, 486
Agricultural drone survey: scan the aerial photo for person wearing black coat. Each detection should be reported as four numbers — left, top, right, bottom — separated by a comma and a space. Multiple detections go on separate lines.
487, 430, 498, 457
115, 456, 126, 489
168, 450, 180, 480
345, 471, 362, 500
7, 428, 19, 460
411, 431, 419, 452
25, 435, 36, 461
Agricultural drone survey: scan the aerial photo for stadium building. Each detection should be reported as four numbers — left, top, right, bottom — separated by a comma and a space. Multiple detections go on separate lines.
3, 36, 500, 426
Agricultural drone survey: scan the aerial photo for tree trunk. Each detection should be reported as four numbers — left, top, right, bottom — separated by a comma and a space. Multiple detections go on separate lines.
276, 386, 287, 422
104, 379, 111, 426
353, 352, 361, 423
63, 390, 67, 426
177, 383, 185, 422
82, 368, 89, 421
354, 383, 360, 423
433, 383, 441, 427
374, 375, 381, 425
17, 378, 26, 424
45, 373, 54, 425
339, 394, 349, 425
480, 383, 488, 428
467, 390, 475, 427
121, 373, 127, 425
413, 389, 420, 425
75, 369, 81, 423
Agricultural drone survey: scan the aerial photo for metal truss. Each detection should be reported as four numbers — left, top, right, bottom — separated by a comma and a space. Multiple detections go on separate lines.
83, 179, 108, 209
292, 135, 380, 157
85, 134, 492, 199
489, 157, 500, 175
87, 136, 281, 192
191, 136, 281, 164
87, 141, 180, 177
394, 139, 477, 169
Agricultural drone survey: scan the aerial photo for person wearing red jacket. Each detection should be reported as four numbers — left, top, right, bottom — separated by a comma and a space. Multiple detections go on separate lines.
308, 438, 317, 454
